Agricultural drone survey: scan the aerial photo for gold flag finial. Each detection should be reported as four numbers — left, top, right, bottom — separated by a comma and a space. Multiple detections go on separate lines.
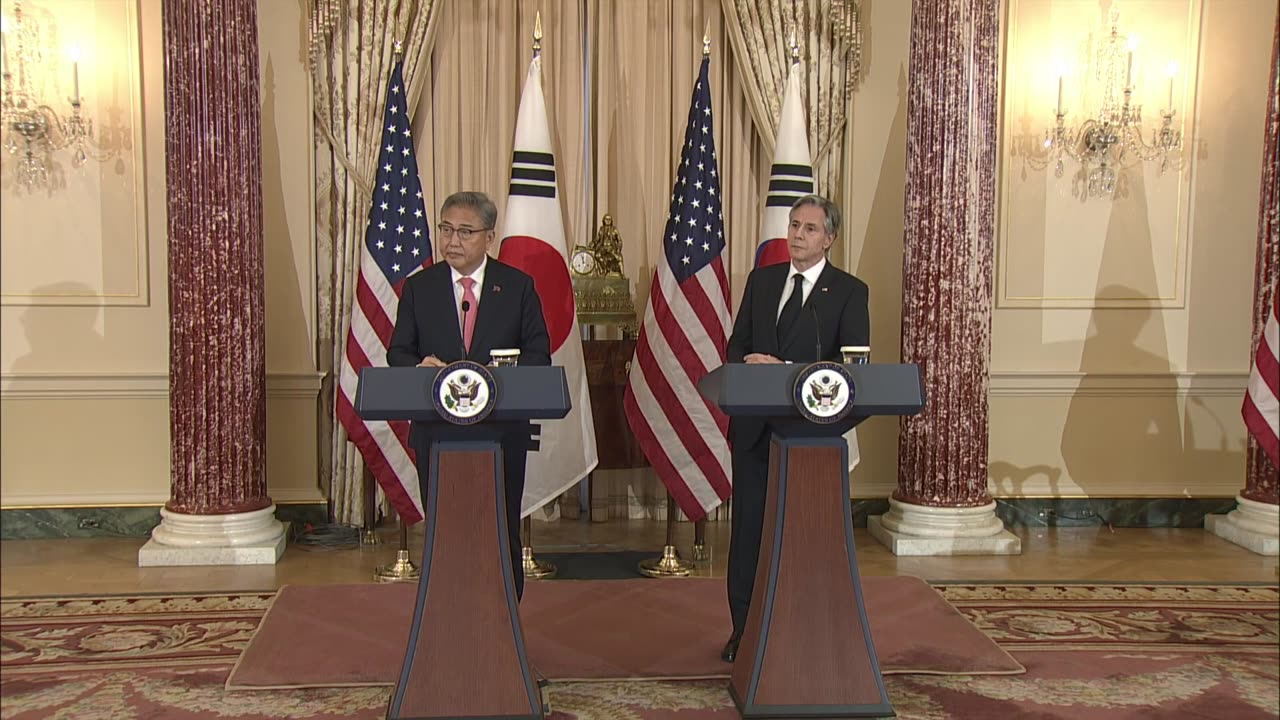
789, 30, 799, 63
533, 11, 543, 57
703, 20, 711, 56
393, 39, 404, 60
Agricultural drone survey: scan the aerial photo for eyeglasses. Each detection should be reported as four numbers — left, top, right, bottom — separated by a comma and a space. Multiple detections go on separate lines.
436, 224, 492, 241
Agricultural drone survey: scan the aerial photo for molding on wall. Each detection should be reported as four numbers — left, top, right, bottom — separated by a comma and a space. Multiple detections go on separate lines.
995, 0, 1204, 310
1, 488, 326, 510
0, 371, 325, 400
3, 370, 1242, 400
0, 0, 151, 307
988, 371, 1247, 397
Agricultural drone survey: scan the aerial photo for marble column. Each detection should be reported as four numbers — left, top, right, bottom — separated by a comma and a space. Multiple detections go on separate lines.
868, 0, 1019, 556
139, 0, 284, 566
1207, 17, 1279, 557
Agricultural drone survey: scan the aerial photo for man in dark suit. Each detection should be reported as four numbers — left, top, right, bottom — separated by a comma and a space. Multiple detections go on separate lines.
721, 194, 870, 661
387, 191, 550, 599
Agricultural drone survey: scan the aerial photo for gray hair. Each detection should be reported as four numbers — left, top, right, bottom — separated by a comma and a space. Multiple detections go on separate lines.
791, 194, 841, 237
441, 191, 498, 230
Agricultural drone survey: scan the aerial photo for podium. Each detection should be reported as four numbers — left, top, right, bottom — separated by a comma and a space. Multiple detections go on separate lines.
698, 363, 925, 719
355, 365, 571, 720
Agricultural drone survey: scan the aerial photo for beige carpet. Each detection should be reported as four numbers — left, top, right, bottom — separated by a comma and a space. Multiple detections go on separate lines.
225, 576, 1022, 689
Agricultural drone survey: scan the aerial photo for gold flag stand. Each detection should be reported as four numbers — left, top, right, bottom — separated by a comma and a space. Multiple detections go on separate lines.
375, 517, 420, 583
522, 516, 557, 579
638, 494, 695, 577
692, 518, 710, 562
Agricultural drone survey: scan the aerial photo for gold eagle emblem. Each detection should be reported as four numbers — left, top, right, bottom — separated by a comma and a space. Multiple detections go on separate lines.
447, 373, 481, 411
808, 374, 842, 409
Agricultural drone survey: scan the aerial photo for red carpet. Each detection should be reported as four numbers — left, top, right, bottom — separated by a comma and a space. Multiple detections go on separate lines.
223, 576, 1022, 689
1, 583, 1275, 719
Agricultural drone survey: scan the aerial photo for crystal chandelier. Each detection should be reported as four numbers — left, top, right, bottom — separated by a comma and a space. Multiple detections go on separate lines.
1, 0, 111, 192
1026, 7, 1183, 198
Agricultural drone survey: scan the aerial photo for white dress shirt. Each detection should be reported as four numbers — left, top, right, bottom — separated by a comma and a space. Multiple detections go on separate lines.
775, 257, 827, 320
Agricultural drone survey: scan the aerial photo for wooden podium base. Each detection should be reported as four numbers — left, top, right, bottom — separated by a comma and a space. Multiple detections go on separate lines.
728, 436, 894, 719
387, 440, 543, 720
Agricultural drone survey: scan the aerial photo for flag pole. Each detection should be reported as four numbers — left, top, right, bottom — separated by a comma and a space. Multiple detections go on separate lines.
637, 24, 715, 581
360, 466, 380, 545
693, 518, 709, 561
521, 515, 557, 579
517, 12, 558, 582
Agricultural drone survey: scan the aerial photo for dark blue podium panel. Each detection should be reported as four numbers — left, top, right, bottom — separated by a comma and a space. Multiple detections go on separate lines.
354, 366, 571, 422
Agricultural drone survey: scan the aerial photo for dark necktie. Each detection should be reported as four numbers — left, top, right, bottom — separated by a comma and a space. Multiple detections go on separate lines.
776, 274, 805, 342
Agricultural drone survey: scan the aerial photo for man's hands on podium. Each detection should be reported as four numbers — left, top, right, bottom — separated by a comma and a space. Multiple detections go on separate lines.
417, 355, 447, 368
744, 353, 783, 364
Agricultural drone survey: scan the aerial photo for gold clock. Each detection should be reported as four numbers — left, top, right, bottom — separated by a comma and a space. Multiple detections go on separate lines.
570, 247, 598, 277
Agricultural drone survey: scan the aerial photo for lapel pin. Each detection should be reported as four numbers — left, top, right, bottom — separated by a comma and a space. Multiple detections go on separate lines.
821, 286, 830, 293
492, 284, 502, 293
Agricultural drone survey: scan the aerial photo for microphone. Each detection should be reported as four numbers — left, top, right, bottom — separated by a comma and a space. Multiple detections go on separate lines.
460, 300, 471, 360
809, 302, 822, 362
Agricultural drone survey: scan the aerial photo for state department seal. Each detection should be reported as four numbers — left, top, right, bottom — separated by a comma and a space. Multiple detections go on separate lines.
793, 361, 855, 424
431, 360, 497, 425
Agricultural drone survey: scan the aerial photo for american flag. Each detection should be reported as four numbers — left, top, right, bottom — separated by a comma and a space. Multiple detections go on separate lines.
335, 61, 432, 525
624, 57, 733, 522
1243, 288, 1279, 468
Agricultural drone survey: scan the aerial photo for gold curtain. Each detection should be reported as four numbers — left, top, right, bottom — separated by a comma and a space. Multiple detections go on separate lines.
411, 1, 589, 244
318, 0, 858, 523
311, 0, 442, 525
721, 0, 858, 205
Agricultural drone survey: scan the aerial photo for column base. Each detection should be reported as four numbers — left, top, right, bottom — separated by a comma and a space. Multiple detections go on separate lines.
139, 505, 287, 567
868, 498, 1021, 556
1205, 495, 1279, 556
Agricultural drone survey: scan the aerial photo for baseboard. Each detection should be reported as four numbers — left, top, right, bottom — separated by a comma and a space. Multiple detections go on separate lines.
1, 498, 1245, 539
855, 497, 1240, 529
0, 504, 329, 540
0, 371, 324, 400
987, 371, 1247, 397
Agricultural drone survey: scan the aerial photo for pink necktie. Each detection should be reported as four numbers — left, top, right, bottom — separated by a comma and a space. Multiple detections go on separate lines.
459, 277, 477, 353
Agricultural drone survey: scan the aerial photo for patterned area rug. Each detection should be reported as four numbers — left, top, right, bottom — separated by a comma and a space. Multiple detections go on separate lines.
2, 583, 1276, 719
225, 576, 1023, 688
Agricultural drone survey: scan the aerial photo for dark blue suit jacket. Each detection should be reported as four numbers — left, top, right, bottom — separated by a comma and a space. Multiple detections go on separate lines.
725, 261, 870, 450
387, 258, 551, 444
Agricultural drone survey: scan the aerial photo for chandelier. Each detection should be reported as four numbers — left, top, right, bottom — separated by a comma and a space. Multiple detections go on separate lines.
1026, 7, 1183, 198
1, 0, 111, 192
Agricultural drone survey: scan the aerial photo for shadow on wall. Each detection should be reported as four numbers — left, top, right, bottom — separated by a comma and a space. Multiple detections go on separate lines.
1060, 164, 1181, 513
1060, 284, 1182, 501
8, 283, 105, 374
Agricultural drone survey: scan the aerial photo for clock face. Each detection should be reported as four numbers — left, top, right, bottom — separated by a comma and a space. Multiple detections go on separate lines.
571, 249, 596, 276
